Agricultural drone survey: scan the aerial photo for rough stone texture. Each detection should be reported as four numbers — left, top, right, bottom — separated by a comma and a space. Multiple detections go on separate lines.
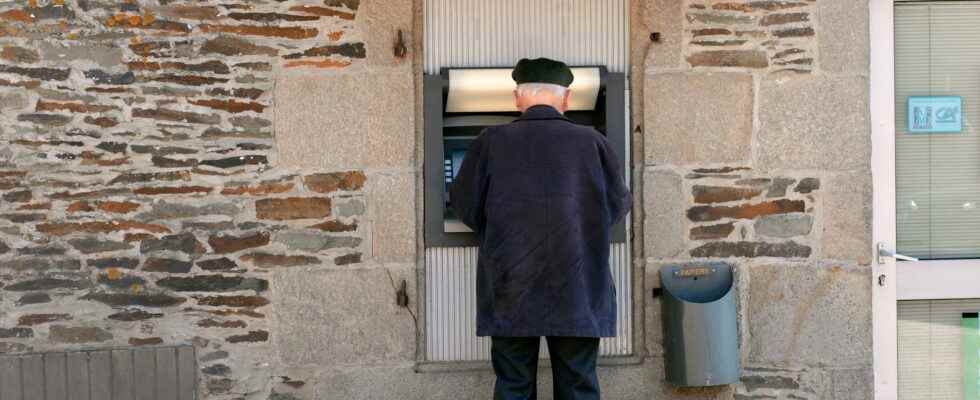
366, 171, 415, 262
645, 73, 753, 165
644, 263, 665, 357
748, 262, 872, 367
683, 0, 818, 73
273, 268, 415, 366
643, 0, 685, 69
357, 0, 413, 68
0, 0, 382, 396
757, 75, 870, 170
830, 367, 874, 400
289, 358, 735, 400
0, 0, 880, 398
275, 70, 414, 170
644, 168, 686, 259
735, 366, 831, 400
755, 214, 813, 238
818, 0, 870, 75
824, 170, 872, 264
48, 325, 113, 344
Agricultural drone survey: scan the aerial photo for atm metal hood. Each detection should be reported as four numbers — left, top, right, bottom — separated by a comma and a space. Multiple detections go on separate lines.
445, 67, 602, 113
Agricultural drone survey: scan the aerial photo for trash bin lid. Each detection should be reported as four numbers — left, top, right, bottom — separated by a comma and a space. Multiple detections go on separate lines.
660, 263, 734, 303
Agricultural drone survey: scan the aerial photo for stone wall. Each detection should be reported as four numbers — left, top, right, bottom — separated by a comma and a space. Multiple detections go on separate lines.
640, 0, 873, 399
0, 0, 415, 398
0, 0, 875, 398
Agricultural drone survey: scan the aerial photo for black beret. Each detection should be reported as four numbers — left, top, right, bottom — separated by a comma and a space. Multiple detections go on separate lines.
512, 58, 574, 87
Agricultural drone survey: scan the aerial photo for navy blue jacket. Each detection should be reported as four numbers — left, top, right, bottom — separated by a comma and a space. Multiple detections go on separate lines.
450, 105, 632, 337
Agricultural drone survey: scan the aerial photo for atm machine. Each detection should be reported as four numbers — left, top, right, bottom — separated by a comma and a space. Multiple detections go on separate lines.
424, 67, 628, 246
423, 66, 631, 361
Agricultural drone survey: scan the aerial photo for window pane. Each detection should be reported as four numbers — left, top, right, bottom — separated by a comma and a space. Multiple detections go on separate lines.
896, 3, 980, 259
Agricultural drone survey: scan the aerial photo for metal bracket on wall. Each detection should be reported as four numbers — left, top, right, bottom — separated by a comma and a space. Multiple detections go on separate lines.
394, 30, 407, 58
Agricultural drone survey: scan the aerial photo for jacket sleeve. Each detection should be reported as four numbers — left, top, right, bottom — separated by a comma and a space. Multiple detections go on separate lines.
598, 136, 632, 226
449, 131, 490, 233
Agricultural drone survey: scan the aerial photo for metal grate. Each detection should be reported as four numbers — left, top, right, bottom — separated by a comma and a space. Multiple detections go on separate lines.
423, 0, 630, 74
0, 344, 196, 400
425, 243, 633, 361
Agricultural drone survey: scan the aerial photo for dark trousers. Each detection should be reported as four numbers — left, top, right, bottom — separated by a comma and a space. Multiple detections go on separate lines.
491, 336, 600, 400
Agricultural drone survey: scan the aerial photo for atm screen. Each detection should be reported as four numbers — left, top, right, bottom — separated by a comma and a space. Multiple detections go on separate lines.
442, 137, 476, 232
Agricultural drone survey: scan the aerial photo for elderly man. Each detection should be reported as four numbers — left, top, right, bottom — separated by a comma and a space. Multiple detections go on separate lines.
450, 58, 632, 400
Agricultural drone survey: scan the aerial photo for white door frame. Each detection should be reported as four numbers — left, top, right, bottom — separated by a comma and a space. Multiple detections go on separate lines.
871, 1, 980, 398
870, 1, 898, 398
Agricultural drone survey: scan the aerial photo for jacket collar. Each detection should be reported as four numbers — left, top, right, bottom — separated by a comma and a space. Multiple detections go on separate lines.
516, 105, 571, 122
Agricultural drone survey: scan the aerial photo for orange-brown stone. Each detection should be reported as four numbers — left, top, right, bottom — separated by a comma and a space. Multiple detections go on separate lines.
283, 59, 351, 69
199, 24, 318, 39
36, 100, 118, 113
687, 199, 805, 222
18, 313, 71, 326
208, 232, 271, 254
302, 171, 366, 193
66, 201, 94, 212
18, 202, 51, 210
83, 116, 118, 128
190, 98, 265, 113
255, 197, 330, 220
221, 182, 294, 196
692, 185, 762, 204
308, 219, 357, 232
96, 201, 140, 214
134, 186, 212, 195
0, 9, 34, 23
288, 5, 355, 20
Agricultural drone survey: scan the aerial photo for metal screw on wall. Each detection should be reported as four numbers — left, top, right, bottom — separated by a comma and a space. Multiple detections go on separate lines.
394, 30, 408, 58
650, 32, 661, 43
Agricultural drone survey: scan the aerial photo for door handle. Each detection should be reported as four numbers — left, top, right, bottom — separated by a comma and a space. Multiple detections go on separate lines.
876, 242, 919, 265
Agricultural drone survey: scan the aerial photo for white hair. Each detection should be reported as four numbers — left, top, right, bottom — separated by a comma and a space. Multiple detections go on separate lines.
515, 83, 568, 99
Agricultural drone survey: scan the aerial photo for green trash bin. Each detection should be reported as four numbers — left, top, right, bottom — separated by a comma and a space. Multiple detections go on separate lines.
660, 263, 739, 387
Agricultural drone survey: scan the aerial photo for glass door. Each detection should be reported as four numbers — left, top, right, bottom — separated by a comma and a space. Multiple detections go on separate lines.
875, 1, 980, 398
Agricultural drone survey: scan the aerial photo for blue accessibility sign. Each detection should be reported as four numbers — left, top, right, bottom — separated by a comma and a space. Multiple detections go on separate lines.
908, 96, 963, 133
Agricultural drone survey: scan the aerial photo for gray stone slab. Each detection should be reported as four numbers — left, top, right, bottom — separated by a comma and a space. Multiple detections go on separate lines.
757, 75, 870, 170
823, 170, 872, 264
643, 0, 684, 70
275, 69, 414, 170
302, 358, 691, 400
367, 171, 416, 262
357, 0, 413, 67
275, 230, 362, 252
818, 0, 870, 75
754, 213, 813, 238
645, 72, 754, 165
736, 366, 830, 400
336, 198, 366, 218
830, 367, 873, 400
39, 42, 123, 67
644, 168, 686, 259
748, 262, 872, 367
644, 262, 665, 357
0, 90, 29, 111
273, 267, 416, 367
